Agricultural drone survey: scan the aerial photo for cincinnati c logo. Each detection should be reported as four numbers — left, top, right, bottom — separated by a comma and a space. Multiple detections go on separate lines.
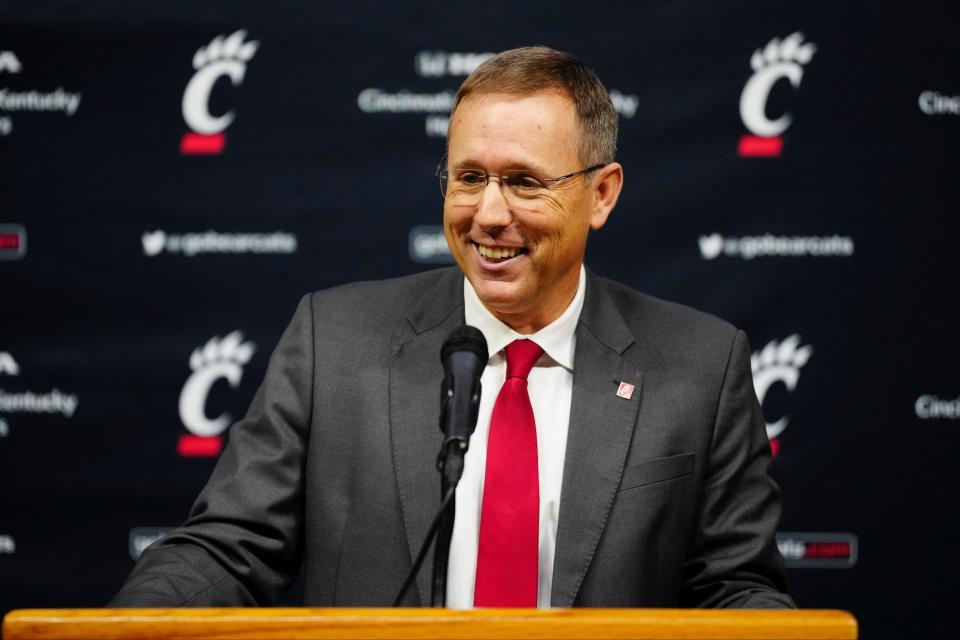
751, 334, 813, 456
180, 30, 259, 155
177, 331, 255, 457
738, 32, 816, 157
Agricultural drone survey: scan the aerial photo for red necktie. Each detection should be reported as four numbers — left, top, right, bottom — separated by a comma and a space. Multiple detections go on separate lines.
474, 339, 543, 607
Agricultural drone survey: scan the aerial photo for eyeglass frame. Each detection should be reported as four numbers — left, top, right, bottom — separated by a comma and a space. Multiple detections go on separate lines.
435, 158, 608, 201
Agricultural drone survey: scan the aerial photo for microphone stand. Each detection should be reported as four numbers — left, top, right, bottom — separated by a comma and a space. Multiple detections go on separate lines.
392, 440, 464, 608
431, 441, 466, 606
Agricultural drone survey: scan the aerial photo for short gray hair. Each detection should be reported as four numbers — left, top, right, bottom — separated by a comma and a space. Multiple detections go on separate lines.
452, 46, 618, 166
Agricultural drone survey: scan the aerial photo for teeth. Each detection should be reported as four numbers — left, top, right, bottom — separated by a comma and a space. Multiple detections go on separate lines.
478, 244, 520, 259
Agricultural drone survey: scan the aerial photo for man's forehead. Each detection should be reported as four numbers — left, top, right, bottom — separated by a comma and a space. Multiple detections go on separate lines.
447, 90, 579, 169
455, 86, 574, 109
450, 89, 576, 127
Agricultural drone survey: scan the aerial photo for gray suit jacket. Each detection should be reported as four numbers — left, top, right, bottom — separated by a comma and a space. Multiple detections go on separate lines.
110, 268, 793, 608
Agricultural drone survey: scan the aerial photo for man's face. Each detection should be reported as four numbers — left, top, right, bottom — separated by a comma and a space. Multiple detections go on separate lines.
444, 91, 609, 332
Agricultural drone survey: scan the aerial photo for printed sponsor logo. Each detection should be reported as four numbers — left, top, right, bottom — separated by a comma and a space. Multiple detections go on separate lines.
777, 532, 858, 568
180, 30, 259, 155
360, 51, 638, 139
0, 52, 82, 137
0, 88, 81, 115
356, 89, 455, 114
409, 225, 453, 264
0, 353, 79, 440
129, 527, 173, 561
738, 32, 816, 157
918, 91, 960, 116
177, 331, 256, 457
0, 534, 15, 554
142, 230, 297, 257
415, 51, 494, 78
0, 224, 27, 260
751, 335, 813, 457
698, 233, 854, 260
0, 51, 22, 74
0, 388, 79, 418
915, 394, 960, 419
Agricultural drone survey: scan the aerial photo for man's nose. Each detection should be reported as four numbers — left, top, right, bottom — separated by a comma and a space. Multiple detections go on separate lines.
474, 178, 512, 229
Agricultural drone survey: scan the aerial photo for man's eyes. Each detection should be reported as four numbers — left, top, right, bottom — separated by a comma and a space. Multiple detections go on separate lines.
458, 172, 485, 186
454, 172, 545, 189
505, 174, 545, 190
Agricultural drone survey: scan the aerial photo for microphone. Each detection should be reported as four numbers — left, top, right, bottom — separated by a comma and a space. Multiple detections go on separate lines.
437, 325, 488, 487
394, 326, 488, 607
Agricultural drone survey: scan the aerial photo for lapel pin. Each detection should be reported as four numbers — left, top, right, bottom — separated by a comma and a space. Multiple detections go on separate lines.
616, 381, 635, 400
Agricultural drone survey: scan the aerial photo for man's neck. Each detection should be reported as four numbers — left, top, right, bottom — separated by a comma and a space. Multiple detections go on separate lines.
482, 269, 585, 335
464, 266, 587, 344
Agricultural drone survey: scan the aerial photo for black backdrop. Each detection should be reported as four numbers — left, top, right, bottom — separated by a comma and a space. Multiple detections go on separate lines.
2, 2, 958, 638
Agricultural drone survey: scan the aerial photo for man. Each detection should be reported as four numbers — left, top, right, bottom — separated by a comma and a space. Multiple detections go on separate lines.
111, 46, 793, 608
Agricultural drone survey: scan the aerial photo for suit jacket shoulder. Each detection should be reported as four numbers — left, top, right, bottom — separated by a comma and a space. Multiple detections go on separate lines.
307, 267, 463, 336
584, 274, 740, 373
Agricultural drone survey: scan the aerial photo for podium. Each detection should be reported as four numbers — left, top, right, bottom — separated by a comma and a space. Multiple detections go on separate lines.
3, 608, 857, 639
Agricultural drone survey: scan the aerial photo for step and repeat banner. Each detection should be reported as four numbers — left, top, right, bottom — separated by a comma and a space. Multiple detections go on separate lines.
1, 2, 957, 638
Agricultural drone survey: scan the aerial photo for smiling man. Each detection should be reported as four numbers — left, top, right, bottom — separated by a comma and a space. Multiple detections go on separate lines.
111, 47, 794, 609
442, 86, 621, 333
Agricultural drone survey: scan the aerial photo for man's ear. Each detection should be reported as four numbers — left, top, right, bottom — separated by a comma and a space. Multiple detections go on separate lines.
589, 162, 624, 231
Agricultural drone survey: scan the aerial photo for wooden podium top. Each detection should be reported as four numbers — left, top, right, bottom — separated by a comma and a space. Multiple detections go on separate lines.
3, 608, 857, 640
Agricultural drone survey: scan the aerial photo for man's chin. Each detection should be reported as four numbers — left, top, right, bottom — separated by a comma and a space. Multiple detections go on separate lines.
470, 278, 528, 316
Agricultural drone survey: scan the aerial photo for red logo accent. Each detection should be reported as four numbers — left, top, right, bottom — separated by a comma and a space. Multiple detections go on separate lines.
804, 542, 852, 560
177, 434, 223, 457
769, 438, 780, 458
180, 133, 226, 155
0, 233, 20, 250
738, 135, 783, 157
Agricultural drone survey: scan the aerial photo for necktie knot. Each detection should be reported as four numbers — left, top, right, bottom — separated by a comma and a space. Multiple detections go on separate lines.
505, 339, 543, 380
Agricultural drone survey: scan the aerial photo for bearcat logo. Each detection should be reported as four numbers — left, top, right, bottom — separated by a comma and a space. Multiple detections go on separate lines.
751, 334, 813, 457
177, 331, 256, 457
738, 32, 816, 157
180, 30, 259, 155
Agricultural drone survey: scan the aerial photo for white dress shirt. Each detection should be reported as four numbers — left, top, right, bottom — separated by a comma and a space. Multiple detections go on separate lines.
446, 266, 586, 608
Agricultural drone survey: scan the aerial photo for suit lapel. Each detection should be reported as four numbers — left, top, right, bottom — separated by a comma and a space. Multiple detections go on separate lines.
389, 269, 464, 605
551, 273, 644, 607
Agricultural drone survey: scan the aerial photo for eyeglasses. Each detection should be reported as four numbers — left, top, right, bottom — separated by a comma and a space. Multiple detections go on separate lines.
436, 159, 606, 205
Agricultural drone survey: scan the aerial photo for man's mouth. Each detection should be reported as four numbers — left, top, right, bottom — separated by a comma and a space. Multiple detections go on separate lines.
475, 242, 528, 263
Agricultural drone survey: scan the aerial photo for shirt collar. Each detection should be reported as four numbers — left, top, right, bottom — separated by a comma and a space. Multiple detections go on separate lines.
463, 265, 586, 371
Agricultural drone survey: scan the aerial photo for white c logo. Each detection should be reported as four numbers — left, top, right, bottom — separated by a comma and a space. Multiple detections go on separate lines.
739, 61, 804, 138
181, 60, 246, 134
753, 364, 800, 440
178, 360, 244, 437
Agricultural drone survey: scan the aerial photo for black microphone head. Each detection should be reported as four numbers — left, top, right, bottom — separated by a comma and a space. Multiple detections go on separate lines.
441, 325, 488, 365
